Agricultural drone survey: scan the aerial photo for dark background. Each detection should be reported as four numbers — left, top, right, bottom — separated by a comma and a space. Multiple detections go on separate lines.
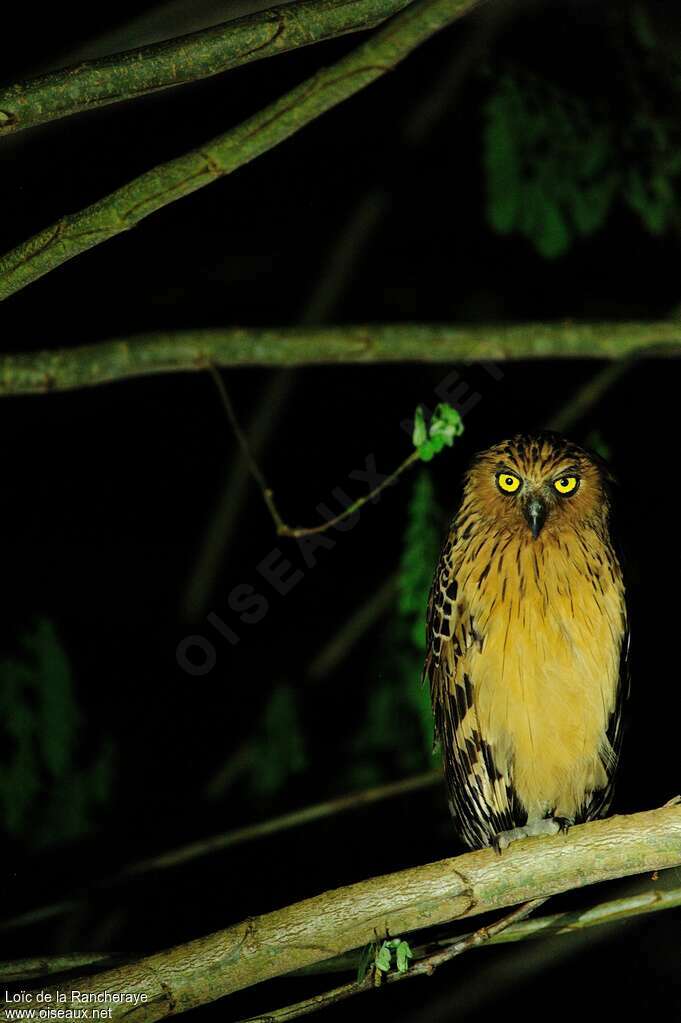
2, 0, 681, 1018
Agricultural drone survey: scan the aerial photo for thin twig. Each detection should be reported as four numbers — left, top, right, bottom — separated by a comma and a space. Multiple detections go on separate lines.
546, 359, 635, 433
206, 365, 271, 494
402, 897, 548, 975
0, 771, 440, 933
120, 771, 440, 877
306, 574, 399, 679
182, 170, 379, 619
208, 364, 421, 537
181, 373, 294, 620
268, 451, 421, 537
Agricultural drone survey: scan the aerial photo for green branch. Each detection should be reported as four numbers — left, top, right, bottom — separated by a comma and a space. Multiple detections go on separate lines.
1, 322, 680, 396
0, 0, 479, 302
0, 1, 414, 135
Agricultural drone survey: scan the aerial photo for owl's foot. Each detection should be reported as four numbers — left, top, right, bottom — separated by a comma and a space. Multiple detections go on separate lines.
490, 816, 571, 854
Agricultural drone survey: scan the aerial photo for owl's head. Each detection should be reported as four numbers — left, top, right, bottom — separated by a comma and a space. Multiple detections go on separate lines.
464, 432, 613, 540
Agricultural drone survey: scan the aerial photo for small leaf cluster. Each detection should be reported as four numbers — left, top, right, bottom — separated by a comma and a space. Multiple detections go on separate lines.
374, 938, 414, 975
412, 403, 464, 462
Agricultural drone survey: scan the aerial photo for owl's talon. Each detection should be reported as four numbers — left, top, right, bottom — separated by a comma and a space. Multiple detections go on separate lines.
491, 816, 565, 852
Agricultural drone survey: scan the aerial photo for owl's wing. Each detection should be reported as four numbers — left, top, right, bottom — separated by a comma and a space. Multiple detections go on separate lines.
424, 534, 520, 848
581, 612, 630, 821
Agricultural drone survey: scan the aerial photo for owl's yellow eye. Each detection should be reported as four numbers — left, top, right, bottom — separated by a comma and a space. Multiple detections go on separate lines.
496, 472, 521, 494
553, 476, 579, 496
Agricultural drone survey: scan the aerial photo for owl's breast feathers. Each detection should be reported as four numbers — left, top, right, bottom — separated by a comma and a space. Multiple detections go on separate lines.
426, 514, 627, 849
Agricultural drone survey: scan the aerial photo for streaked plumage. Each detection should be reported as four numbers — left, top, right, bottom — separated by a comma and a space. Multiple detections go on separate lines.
424, 432, 628, 850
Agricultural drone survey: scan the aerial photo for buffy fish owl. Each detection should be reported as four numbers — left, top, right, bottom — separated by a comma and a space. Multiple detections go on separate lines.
424, 432, 628, 851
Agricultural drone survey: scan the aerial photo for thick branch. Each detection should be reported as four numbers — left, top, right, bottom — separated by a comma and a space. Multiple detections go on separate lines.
0, 0, 413, 136
292, 881, 681, 975
0, 0, 479, 302
7, 881, 681, 985
3, 805, 678, 1022
240, 899, 547, 1022
1, 322, 681, 396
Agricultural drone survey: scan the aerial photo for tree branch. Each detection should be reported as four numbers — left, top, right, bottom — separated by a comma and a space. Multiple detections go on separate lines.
291, 880, 681, 975
210, 362, 423, 534
0, 954, 115, 984
0, 0, 480, 303
546, 359, 634, 432
0, 0, 414, 136
3, 804, 679, 1022
1, 322, 681, 396
236, 898, 547, 1023
0, 771, 440, 934
8, 878, 681, 986
121, 770, 441, 877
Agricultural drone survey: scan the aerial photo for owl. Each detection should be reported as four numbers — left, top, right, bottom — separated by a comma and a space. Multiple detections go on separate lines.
424, 432, 628, 851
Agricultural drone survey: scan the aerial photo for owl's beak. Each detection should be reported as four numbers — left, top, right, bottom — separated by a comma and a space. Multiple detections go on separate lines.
523, 496, 547, 539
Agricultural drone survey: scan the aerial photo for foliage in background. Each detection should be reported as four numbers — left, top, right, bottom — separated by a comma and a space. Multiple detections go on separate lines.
483, 7, 681, 258
230, 408, 462, 800
0, 619, 114, 848
347, 471, 442, 787
585, 428, 612, 462
247, 683, 307, 798
396, 471, 441, 750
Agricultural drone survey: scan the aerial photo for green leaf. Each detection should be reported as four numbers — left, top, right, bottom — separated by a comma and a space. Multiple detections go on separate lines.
572, 176, 617, 235
535, 200, 570, 259
580, 133, 611, 179
412, 406, 427, 448
374, 943, 392, 973
413, 403, 464, 462
430, 403, 464, 447
395, 940, 414, 973
624, 169, 670, 234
